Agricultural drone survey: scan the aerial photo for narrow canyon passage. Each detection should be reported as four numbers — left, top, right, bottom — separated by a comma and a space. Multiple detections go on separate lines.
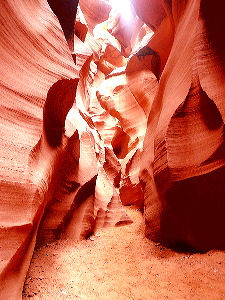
23, 206, 225, 300
1, 1, 225, 299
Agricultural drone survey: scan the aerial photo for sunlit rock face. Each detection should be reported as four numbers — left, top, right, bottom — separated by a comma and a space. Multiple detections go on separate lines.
0, 0, 131, 298
0, 1, 78, 298
134, 0, 225, 252
1, 0, 225, 298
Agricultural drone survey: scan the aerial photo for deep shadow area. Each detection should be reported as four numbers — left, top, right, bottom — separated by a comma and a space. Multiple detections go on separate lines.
47, 0, 79, 40
161, 165, 225, 252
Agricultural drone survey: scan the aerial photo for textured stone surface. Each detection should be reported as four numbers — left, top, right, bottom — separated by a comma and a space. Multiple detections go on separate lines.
1, 0, 225, 299
0, 0, 129, 298
0, 1, 78, 298
137, 0, 225, 252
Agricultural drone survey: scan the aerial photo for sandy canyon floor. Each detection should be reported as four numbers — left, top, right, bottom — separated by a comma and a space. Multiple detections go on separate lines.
22, 206, 225, 300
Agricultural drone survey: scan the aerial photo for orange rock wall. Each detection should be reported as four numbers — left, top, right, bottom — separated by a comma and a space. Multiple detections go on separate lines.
0, 1, 77, 298
1, 0, 225, 299
134, 0, 225, 251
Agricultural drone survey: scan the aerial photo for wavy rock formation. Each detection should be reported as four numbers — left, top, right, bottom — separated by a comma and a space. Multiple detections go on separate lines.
135, 0, 225, 252
1, 0, 225, 299
0, 0, 78, 298
0, 0, 130, 298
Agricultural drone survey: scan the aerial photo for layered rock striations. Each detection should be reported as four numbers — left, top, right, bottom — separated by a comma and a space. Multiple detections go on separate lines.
0, 0, 78, 298
0, 0, 130, 298
134, 0, 225, 251
1, 0, 225, 299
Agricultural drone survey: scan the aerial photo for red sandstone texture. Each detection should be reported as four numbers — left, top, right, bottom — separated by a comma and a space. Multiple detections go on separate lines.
0, 0, 225, 299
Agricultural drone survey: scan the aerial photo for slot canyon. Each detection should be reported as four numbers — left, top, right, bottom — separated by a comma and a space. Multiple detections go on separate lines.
0, 0, 225, 299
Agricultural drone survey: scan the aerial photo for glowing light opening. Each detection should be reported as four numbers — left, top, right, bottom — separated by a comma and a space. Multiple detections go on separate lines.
109, 0, 134, 24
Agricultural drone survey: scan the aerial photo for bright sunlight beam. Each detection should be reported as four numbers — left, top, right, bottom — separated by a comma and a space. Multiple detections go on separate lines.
109, 0, 134, 24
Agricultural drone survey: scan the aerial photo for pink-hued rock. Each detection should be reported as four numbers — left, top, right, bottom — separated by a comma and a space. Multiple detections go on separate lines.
119, 149, 144, 209
136, 0, 225, 252
1, 0, 225, 298
79, 0, 111, 33
0, 0, 131, 298
75, 6, 88, 43
0, 0, 78, 298
93, 20, 127, 75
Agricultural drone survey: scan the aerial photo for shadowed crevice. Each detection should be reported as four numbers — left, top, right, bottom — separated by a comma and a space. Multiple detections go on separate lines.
54, 175, 97, 238
47, 0, 79, 41
43, 78, 79, 148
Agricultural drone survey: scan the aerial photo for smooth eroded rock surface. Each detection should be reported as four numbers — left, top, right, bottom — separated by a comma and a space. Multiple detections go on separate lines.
1, 0, 225, 299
